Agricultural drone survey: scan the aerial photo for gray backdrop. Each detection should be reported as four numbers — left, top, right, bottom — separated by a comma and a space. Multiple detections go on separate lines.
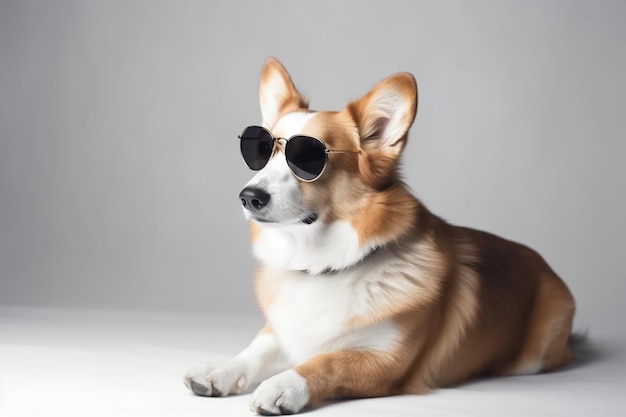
1, 1, 625, 336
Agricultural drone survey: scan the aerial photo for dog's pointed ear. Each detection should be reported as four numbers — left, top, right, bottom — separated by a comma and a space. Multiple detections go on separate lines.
348, 73, 417, 157
346, 73, 417, 187
259, 57, 309, 128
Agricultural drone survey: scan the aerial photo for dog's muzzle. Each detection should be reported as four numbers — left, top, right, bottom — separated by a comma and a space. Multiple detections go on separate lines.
239, 186, 317, 224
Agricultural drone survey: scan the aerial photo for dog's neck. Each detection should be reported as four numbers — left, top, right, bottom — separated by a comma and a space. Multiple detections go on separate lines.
299, 245, 383, 276
251, 220, 385, 275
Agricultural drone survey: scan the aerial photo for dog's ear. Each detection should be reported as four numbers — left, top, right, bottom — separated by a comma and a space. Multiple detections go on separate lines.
259, 57, 309, 128
346, 73, 417, 187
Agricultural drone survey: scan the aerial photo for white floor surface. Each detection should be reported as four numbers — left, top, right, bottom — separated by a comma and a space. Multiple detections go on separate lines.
1, 307, 624, 417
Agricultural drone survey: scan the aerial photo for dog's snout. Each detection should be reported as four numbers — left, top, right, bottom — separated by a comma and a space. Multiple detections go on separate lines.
239, 187, 270, 211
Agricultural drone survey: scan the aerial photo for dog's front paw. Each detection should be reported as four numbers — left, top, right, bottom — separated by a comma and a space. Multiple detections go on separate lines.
250, 370, 309, 415
184, 360, 249, 397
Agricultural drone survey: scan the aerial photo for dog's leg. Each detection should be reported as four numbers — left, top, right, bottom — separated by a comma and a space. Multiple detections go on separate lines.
185, 327, 290, 397
504, 273, 575, 375
250, 350, 398, 415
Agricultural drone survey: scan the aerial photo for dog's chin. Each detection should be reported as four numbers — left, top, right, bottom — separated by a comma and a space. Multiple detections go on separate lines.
246, 212, 318, 226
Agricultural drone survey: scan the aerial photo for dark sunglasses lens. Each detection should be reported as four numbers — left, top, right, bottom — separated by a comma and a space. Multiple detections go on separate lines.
240, 126, 274, 170
285, 136, 327, 181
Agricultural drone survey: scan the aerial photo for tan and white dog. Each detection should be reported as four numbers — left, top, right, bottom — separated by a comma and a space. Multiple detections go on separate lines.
185, 58, 575, 415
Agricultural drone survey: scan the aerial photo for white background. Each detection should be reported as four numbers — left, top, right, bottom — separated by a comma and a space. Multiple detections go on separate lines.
1, 0, 625, 337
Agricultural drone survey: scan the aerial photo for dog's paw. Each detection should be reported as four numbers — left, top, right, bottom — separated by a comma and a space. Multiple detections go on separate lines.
184, 360, 249, 397
250, 370, 309, 415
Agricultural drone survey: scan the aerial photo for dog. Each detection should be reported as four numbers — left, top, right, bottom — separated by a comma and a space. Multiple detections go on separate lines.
184, 57, 575, 415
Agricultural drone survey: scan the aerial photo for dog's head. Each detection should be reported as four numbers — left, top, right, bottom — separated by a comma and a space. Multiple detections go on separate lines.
239, 58, 419, 274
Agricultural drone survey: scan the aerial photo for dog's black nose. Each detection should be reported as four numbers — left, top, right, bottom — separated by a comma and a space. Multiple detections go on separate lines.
239, 187, 270, 211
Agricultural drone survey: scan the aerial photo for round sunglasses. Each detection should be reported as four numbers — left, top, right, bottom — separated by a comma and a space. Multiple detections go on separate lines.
239, 125, 361, 182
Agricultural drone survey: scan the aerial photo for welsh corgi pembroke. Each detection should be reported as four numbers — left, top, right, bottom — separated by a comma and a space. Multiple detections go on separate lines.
185, 57, 575, 415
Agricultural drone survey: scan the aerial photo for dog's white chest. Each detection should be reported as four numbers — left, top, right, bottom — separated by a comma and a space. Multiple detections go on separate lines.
265, 266, 401, 365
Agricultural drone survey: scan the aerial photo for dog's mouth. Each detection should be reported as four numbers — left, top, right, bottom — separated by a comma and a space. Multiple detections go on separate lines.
248, 212, 318, 225
301, 213, 318, 225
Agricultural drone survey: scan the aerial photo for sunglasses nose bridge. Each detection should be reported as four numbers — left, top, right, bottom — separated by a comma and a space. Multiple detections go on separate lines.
271, 137, 287, 155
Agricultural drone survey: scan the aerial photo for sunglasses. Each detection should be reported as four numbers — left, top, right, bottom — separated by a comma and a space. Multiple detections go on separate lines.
239, 125, 361, 182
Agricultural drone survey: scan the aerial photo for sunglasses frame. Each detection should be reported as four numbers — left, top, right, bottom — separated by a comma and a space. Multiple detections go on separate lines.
239, 125, 361, 182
